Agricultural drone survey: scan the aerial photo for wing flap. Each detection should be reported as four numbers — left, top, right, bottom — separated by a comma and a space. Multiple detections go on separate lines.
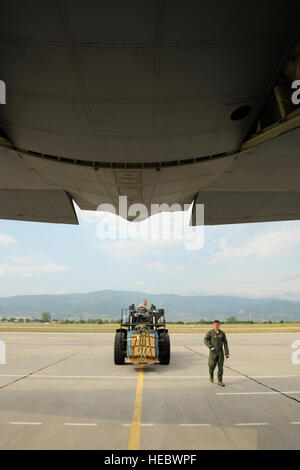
191, 191, 300, 225
0, 190, 78, 224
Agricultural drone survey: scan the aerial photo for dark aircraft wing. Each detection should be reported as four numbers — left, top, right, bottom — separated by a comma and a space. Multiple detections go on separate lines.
0, 1, 300, 224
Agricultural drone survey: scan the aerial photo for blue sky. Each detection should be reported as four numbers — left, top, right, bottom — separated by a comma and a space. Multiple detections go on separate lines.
0, 205, 300, 300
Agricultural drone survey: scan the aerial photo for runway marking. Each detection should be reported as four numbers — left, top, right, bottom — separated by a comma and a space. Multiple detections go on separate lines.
28, 375, 139, 379
290, 422, 300, 425
9, 421, 42, 425
179, 424, 211, 427
186, 346, 300, 404
123, 423, 153, 427
0, 348, 89, 391
128, 364, 144, 451
0, 375, 24, 378
27, 375, 241, 380
64, 423, 98, 427
217, 391, 300, 396
252, 375, 300, 378
0, 374, 299, 380
236, 423, 269, 426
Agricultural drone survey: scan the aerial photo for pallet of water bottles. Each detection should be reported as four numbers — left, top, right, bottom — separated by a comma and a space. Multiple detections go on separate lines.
127, 330, 158, 364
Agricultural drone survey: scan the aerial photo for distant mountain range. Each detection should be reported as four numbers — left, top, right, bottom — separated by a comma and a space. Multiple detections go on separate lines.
0, 290, 300, 322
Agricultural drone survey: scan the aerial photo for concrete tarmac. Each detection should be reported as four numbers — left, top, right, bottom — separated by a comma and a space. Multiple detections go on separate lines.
0, 331, 299, 449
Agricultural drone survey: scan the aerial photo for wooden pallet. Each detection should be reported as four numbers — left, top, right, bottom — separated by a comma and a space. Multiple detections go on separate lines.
128, 332, 158, 363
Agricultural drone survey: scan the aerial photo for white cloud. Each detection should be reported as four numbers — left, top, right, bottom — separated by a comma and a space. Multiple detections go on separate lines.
77, 204, 204, 256
9, 256, 34, 264
136, 281, 145, 285
0, 233, 15, 245
211, 227, 300, 263
78, 205, 202, 244
147, 261, 183, 274
281, 273, 300, 282
77, 210, 105, 224
21, 273, 33, 278
101, 238, 180, 260
0, 263, 70, 277
31, 287, 70, 295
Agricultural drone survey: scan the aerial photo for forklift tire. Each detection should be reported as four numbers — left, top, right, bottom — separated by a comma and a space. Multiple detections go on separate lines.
114, 331, 125, 365
159, 332, 170, 365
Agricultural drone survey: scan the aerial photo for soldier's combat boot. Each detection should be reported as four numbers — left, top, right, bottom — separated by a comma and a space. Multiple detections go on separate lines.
218, 381, 225, 387
209, 375, 214, 383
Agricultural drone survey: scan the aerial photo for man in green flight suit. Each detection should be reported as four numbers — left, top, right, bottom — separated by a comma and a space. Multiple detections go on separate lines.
204, 320, 229, 387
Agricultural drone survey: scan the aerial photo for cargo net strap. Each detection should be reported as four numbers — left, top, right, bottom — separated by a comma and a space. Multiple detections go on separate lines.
130, 332, 156, 359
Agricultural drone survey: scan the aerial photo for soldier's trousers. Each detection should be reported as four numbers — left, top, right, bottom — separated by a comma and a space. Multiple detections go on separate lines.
208, 350, 224, 381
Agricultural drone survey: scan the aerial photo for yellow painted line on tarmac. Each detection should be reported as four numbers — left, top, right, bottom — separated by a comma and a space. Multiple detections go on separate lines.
128, 364, 144, 450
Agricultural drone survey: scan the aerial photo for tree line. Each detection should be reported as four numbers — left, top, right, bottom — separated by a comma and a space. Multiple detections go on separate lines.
0, 312, 120, 324
0, 313, 288, 324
